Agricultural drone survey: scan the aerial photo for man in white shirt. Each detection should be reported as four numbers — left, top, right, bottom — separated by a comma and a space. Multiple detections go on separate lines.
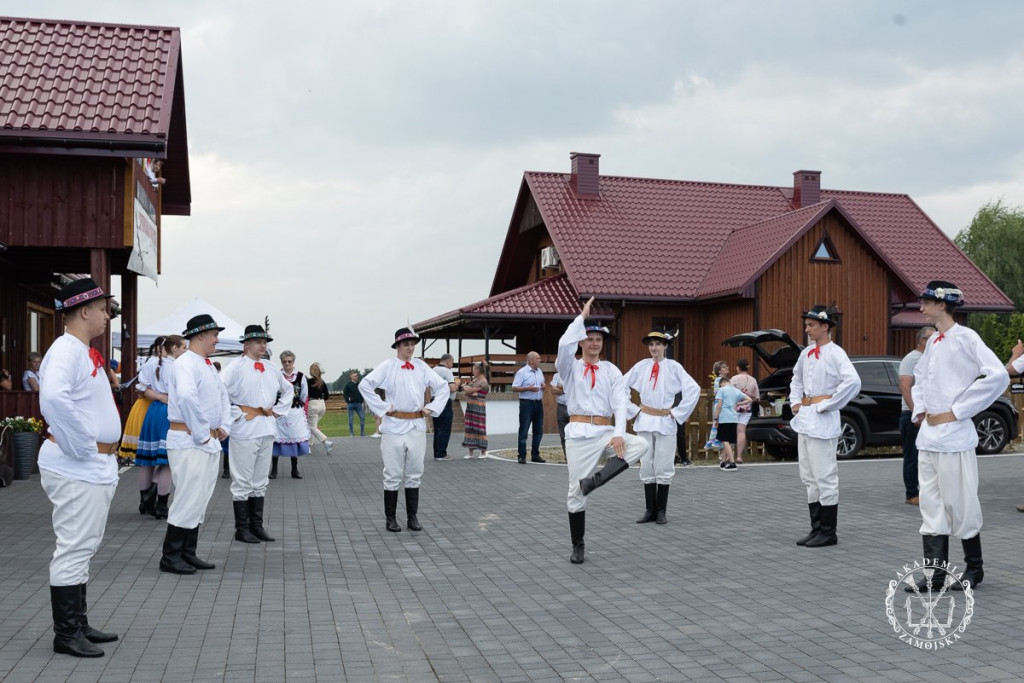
624, 330, 701, 525
512, 351, 546, 463
789, 305, 861, 548
221, 325, 292, 544
906, 281, 1007, 592
550, 371, 570, 456
431, 354, 459, 460
38, 277, 120, 658
558, 297, 649, 564
898, 326, 936, 506
360, 328, 451, 532
159, 314, 232, 574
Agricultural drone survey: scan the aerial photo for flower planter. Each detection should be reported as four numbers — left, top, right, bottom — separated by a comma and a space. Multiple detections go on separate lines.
12, 432, 40, 480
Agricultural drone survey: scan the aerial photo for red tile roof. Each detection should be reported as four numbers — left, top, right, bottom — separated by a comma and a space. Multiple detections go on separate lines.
1, 17, 179, 139
506, 172, 1013, 310
415, 273, 613, 333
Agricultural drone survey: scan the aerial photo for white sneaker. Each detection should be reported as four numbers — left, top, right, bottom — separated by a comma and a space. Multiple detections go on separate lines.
371, 432, 382, 438
463, 454, 473, 459
325, 440, 334, 454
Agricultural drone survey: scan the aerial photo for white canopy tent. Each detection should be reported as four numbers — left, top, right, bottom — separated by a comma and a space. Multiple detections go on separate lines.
112, 296, 248, 358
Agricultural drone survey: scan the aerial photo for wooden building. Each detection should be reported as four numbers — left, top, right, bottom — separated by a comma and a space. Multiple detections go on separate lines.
415, 153, 1013, 388
0, 17, 191, 423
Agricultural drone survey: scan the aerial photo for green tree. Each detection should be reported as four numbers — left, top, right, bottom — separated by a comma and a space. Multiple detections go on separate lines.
955, 199, 1024, 312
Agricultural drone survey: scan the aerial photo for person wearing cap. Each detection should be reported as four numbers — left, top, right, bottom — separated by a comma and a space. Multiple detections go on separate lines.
557, 297, 649, 564
904, 281, 1007, 593
37, 278, 120, 657
359, 327, 451, 532
221, 325, 292, 544
790, 304, 861, 548
159, 314, 232, 575
623, 330, 700, 524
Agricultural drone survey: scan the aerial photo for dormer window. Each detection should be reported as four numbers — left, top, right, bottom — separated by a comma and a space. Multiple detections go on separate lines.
811, 233, 840, 263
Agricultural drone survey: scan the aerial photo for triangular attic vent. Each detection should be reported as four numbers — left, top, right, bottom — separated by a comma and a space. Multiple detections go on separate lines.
811, 233, 839, 262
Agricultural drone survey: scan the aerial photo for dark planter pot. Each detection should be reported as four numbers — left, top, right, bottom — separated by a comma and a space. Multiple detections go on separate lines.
12, 432, 40, 480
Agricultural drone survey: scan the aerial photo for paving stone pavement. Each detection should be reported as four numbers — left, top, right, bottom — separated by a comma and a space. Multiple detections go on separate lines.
2, 435, 1024, 682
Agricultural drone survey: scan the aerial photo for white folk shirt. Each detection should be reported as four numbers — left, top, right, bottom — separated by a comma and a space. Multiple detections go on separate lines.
137, 356, 174, 395
551, 372, 568, 406
167, 350, 232, 453
221, 356, 293, 440
38, 333, 122, 485
624, 358, 701, 436
359, 357, 451, 435
556, 315, 629, 440
912, 323, 1008, 452
789, 341, 861, 440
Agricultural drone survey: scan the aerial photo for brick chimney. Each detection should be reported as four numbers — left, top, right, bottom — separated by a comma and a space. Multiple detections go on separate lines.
792, 170, 821, 208
570, 152, 601, 198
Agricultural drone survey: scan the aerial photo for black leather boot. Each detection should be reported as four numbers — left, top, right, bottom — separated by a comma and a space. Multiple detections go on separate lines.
269, 456, 278, 479
159, 524, 197, 574
221, 452, 231, 478
151, 493, 169, 520
636, 483, 657, 523
904, 534, 950, 592
795, 502, 822, 546
291, 458, 302, 479
804, 504, 837, 547
79, 584, 117, 643
406, 488, 422, 531
51, 585, 103, 657
233, 500, 261, 544
952, 534, 983, 591
249, 497, 276, 542
384, 490, 401, 532
182, 526, 216, 569
579, 456, 630, 495
569, 511, 585, 564
139, 483, 157, 516
655, 484, 670, 525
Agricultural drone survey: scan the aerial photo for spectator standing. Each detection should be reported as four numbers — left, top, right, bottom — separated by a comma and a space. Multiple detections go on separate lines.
343, 371, 366, 436
731, 359, 760, 464
512, 351, 546, 464
550, 371, 570, 457
306, 363, 334, 454
271, 350, 310, 480
898, 326, 936, 506
712, 380, 752, 471
461, 362, 489, 458
431, 354, 459, 460
23, 351, 42, 391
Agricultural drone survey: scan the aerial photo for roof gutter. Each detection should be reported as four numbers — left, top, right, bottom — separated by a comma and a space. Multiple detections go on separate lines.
0, 134, 167, 155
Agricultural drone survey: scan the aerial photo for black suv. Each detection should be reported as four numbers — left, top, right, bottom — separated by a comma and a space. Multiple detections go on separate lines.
723, 329, 1019, 459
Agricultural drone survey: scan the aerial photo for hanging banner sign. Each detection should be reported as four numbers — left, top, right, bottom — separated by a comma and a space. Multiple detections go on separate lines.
128, 177, 159, 282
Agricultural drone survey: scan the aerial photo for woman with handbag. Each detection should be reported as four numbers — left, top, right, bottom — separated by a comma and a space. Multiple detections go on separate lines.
730, 359, 760, 464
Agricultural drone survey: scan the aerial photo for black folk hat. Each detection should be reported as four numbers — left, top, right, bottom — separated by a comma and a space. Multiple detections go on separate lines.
801, 305, 837, 328
240, 324, 273, 343
392, 327, 421, 349
642, 330, 673, 345
54, 277, 114, 312
583, 319, 612, 339
182, 314, 225, 339
919, 280, 964, 307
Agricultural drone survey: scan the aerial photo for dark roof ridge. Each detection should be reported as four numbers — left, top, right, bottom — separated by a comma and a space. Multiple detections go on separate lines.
524, 170, 792, 192
0, 15, 178, 32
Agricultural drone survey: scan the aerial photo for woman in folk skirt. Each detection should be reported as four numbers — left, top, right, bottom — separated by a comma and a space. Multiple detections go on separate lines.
119, 337, 166, 465
135, 336, 186, 518
461, 362, 489, 458
271, 350, 310, 479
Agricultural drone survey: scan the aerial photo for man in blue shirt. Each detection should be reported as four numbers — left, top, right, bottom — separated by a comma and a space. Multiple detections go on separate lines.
512, 351, 546, 463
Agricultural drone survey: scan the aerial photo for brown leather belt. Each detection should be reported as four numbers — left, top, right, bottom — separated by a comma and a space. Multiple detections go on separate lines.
388, 410, 426, 420
800, 395, 832, 406
569, 415, 613, 426
925, 411, 957, 426
239, 405, 274, 420
639, 404, 672, 417
169, 422, 219, 439
47, 434, 119, 456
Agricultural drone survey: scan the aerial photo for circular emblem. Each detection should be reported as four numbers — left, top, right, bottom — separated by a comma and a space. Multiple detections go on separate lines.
885, 560, 974, 649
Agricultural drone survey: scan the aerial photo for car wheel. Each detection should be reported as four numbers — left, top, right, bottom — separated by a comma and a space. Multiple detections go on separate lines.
836, 416, 862, 459
764, 444, 796, 460
975, 410, 1009, 454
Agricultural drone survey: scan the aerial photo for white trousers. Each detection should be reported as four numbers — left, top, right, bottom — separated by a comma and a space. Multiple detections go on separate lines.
167, 446, 220, 528
381, 432, 425, 491
797, 433, 839, 506
307, 399, 328, 443
566, 433, 648, 513
637, 431, 676, 485
229, 435, 274, 501
40, 471, 116, 586
918, 449, 983, 538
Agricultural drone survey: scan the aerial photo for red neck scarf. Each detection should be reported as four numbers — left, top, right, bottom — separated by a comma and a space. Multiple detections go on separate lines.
649, 361, 660, 389
401, 361, 415, 370
254, 362, 265, 372
934, 332, 945, 344
808, 346, 821, 360
584, 362, 599, 389
205, 358, 212, 366
88, 347, 104, 377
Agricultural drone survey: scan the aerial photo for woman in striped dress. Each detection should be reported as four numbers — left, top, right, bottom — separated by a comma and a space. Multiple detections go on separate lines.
461, 362, 489, 458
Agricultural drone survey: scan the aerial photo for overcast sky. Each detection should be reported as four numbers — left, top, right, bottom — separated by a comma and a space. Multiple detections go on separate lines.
11, 1, 1024, 376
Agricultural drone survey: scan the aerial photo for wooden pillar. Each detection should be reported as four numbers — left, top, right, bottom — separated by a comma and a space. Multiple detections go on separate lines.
484, 325, 490, 366
121, 272, 138, 385
90, 249, 111, 363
